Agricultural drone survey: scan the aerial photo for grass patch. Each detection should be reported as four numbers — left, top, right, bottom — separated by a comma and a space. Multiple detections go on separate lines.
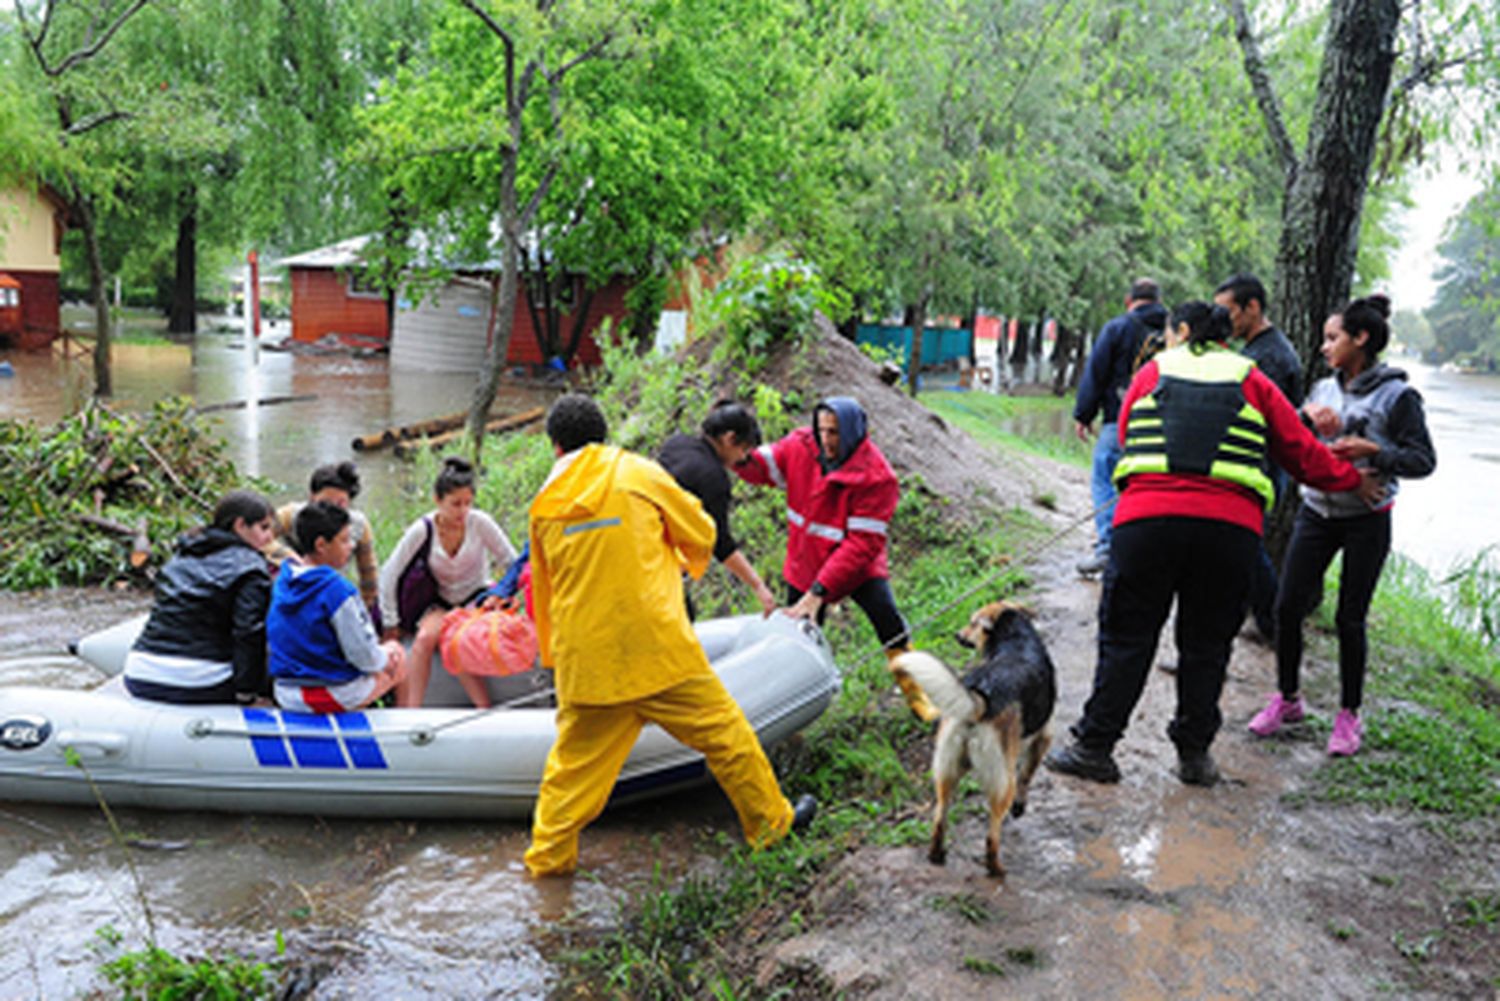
922, 390, 1090, 469
929, 892, 995, 925
1303, 556, 1500, 822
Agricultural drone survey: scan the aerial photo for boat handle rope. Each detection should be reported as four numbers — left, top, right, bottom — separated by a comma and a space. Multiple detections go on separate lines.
182, 686, 558, 745
842, 495, 1114, 678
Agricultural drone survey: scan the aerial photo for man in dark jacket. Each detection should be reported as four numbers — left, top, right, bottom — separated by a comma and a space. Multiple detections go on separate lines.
1215, 272, 1303, 641
1072, 278, 1168, 576
657, 401, 778, 616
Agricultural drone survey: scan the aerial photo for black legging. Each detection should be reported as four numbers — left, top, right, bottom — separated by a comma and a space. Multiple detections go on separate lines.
1273, 504, 1391, 711
787, 577, 910, 650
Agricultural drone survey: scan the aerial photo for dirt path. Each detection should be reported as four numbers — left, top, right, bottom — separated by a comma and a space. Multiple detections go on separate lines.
739, 476, 1496, 999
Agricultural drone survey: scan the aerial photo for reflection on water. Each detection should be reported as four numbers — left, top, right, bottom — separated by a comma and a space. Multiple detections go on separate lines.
1390, 360, 1500, 574
0, 330, 554, 518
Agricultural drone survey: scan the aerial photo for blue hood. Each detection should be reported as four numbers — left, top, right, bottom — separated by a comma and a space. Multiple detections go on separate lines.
814, 397, 868, 471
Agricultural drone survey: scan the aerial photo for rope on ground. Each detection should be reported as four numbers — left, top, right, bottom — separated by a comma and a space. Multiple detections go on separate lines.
841, 496, 1116, 678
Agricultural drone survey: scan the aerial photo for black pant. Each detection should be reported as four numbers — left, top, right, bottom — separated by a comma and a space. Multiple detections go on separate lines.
1073, 517, 1257, 755
1273, 505, 1391, 711
787, 577, 910, 650
125, 675, 238, 705
1247, 468, 1291, 636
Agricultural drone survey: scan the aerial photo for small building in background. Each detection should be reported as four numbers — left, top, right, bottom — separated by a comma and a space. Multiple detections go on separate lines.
0, 183, 70, 349
277, 232, 712, 373
277, 235, 392, 348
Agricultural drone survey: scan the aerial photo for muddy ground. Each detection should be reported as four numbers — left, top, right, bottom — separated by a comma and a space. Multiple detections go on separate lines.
732, 536, 1496, 998
715, 326, 1498, 999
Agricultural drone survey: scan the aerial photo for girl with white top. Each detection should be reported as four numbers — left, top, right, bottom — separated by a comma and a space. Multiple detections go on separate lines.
379, 456, 517, 707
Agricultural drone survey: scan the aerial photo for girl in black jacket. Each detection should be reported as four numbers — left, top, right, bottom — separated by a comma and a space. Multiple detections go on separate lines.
123, 491, 276, 704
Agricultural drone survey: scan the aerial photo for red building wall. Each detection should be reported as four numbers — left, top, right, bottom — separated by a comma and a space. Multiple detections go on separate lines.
505, 279, 629, 367
2, 270, 61, 349
290, 268, 390, 344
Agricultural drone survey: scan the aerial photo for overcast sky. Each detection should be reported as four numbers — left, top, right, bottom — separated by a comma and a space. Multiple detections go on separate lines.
1386, 151, 1486, 311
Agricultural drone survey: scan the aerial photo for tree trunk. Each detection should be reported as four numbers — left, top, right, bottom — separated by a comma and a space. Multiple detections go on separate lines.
563, 279, 597, 364
169, 183, 197, 335
469, 139, 522, 449
1270, 0, 1400, 384
1234, 0, 1401, 561
906, 293, 929, 396
77, 193, 112, 398
1010, 318, 1029, 381
1070, 325, 1088, 390
1050, 324, 1071, 396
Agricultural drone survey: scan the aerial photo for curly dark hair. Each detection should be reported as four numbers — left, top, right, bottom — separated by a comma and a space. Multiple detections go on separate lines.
546, 394, 608, 452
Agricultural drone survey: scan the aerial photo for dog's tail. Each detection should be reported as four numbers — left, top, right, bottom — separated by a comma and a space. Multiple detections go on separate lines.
890, 651, 983, 723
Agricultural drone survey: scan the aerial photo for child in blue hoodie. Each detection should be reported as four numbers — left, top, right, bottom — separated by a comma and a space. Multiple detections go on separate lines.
268, 502, 407, 712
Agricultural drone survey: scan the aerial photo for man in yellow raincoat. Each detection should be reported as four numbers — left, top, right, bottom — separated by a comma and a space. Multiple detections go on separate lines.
523, 394, 815, 877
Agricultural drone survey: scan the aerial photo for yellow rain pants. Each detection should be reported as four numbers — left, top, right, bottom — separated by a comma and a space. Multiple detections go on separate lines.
524, 670, 793, 877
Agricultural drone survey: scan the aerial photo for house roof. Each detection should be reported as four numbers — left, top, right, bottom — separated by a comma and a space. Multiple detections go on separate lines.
274, 226, 538, 274
275, 235, 374, 269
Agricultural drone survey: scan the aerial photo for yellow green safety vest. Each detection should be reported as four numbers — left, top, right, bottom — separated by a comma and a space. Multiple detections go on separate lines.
1113, 346, 1276, 510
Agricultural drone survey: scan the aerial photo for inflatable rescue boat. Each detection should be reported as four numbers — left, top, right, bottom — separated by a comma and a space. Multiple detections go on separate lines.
0, 614, 839, 819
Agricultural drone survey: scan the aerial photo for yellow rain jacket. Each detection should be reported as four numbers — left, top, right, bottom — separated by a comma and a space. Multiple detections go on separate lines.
529, 443, 716, 707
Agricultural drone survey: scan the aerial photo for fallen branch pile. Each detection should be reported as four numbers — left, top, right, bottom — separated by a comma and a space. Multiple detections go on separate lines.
0, 398, 261, 590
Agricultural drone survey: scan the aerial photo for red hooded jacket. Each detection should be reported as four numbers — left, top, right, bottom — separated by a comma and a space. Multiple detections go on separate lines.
737, 426, 897, 600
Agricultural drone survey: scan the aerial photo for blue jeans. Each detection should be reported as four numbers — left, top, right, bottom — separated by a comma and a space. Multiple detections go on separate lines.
1090, 423, 1123, 555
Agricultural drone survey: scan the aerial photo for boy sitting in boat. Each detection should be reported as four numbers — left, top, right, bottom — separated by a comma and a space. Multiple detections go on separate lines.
267, 502, 407, 713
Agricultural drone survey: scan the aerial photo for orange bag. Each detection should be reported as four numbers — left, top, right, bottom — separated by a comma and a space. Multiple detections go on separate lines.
438, 605, 539, 677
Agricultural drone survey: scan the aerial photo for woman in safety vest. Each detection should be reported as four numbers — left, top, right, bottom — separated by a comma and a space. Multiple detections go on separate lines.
1249, 295, 1435, 756
1046, 301, 1381, 787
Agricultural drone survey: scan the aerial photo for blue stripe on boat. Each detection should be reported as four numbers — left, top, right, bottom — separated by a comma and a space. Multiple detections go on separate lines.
334, 713, 387, 770
282, 713, 349, 769
241, 707, 292, 768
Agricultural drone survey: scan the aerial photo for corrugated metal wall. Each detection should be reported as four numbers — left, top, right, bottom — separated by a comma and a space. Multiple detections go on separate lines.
391, 280, 492, 372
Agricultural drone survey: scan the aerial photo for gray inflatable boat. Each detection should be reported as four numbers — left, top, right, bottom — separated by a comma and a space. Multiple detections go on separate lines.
0, 614, 839, 819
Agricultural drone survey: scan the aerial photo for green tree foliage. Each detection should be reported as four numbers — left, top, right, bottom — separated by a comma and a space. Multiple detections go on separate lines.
362, 0, 821, 442
1427, 181, 1500, 369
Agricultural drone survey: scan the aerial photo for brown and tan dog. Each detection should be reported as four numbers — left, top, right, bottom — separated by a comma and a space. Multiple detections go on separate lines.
890, 601, 1056, 879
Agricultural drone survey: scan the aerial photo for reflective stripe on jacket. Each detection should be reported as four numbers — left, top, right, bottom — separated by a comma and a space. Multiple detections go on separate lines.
529, 444, 717, 707
736, 426, 896, 599
1114, 347, 1275, 511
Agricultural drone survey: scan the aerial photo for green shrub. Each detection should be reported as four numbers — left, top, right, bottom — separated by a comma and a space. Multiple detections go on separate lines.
704, 252, 850, 360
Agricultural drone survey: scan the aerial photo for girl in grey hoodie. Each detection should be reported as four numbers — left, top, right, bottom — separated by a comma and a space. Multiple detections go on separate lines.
1248, 295, 1436, 756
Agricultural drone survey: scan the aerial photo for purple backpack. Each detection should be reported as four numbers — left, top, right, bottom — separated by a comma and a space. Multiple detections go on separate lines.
396, 517, 438, 633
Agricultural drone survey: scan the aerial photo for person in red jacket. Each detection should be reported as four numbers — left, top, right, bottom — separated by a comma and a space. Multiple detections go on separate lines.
737, 396, 936, 721
1044, 302, 1381, 787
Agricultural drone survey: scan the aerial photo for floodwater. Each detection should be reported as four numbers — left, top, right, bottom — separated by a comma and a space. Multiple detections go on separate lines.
0, 331, 715, 999
0, 323, 556, 510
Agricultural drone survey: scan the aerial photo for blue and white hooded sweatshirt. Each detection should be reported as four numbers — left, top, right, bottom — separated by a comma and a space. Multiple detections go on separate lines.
267, 563, 388, 687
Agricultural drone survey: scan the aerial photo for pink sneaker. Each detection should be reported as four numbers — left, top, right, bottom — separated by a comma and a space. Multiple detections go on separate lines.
1327, 709, 1362, 756
1248, 693, 1305, 736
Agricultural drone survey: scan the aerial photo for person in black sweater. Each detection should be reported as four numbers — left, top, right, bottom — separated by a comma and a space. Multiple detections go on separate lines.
656, 401, 778, 617
123, 490, 276, 704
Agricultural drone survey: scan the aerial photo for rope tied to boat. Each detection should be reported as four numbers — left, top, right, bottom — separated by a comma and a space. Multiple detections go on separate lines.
182, 686, 557, 744
843, 495, 1114, 678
